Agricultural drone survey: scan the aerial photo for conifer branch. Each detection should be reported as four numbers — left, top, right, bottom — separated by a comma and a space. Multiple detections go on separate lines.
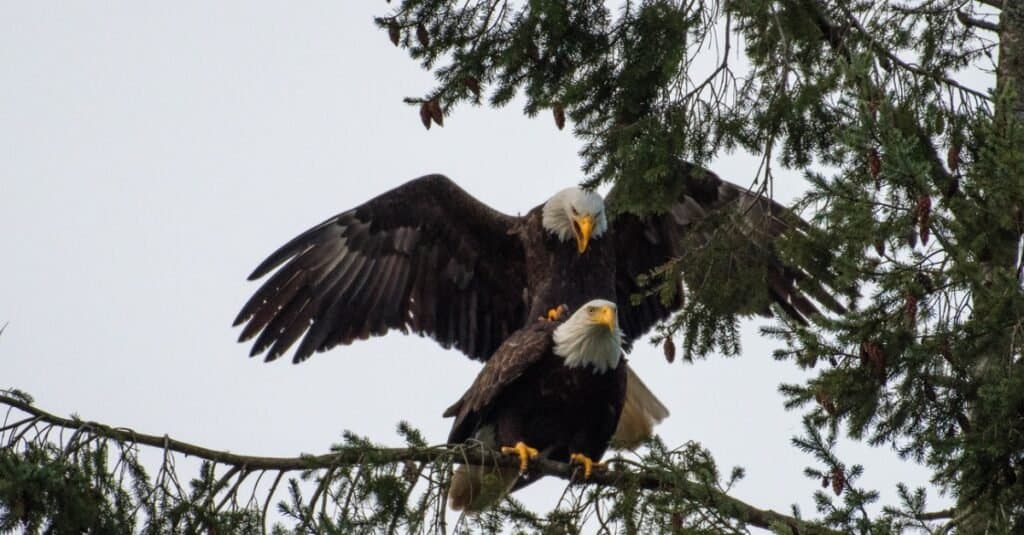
916, 508, 955, 521
0, 392, 841, 534
957, 10, 1000, 32
799, 0, 991, 102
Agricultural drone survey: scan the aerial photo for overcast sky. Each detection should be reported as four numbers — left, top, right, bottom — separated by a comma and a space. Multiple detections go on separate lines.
2, 2, 952, 529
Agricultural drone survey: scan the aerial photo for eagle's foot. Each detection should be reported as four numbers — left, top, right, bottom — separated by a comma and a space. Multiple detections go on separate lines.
501, 442, 539, 473
541, 304, 569, 322
569, 453, 602, 480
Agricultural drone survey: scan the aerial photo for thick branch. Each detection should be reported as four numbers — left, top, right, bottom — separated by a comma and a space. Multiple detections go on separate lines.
976, 0, 1003, 10
957, 10, 999, 32
916, 508, 955, 521
1, 393, 840, 535
999, 0, 1024, 117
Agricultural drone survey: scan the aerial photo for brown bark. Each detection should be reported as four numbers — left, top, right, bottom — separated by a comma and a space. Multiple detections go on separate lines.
999, 2, 1024, 120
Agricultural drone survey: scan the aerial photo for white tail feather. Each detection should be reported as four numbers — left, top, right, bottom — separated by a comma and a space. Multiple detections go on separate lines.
611, 364, 670, 449
448, 464, 520, 512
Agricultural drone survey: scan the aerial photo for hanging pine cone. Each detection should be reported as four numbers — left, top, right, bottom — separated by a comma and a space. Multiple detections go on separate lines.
427, 99, 444, 127
663, 337, 676, 364
860, 341, 886, 382
947, 143, 961, 173
917, 195, 932, 245
553, 104, 566, 130
418, 101, 432, 130
388, 20, 401, 46
831, 467, 845, 496
868, 148, 882, 189
905, 293, 918, 329
416, 22, 430, 47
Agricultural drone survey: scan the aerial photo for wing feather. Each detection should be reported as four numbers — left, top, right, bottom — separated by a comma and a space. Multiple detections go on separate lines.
444, 322, 556, 444
235, 174, 527, 363
607, 161, 846, 346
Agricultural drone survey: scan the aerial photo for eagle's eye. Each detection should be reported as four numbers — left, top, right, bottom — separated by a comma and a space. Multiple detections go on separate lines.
570, 206, 578, 215
587, 306, 596, 313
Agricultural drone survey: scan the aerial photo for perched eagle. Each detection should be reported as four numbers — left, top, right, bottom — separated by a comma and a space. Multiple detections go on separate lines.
234, 163, 842, 444
444, 300, 627, 511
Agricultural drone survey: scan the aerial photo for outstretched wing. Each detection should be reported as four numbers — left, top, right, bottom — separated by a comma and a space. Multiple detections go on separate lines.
234, 174, 528, 363
608, 161, 846, 346
444, 322, 555, 444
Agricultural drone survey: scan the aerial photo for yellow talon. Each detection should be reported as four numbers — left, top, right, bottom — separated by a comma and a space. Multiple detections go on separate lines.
543, 304, 569, 322
569, 453, 601, 479
501, 441, 539, 473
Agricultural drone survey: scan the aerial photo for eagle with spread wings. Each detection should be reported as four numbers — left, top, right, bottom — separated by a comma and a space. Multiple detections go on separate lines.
234, 162, 844, 447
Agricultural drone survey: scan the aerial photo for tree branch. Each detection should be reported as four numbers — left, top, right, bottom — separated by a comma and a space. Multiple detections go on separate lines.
0, 392, 842, 535
916, 508, 955, 521
836, 3, 991, 102
795, 0, 990, 102
976, 0, 1003, 10
957, 10, 1000, 32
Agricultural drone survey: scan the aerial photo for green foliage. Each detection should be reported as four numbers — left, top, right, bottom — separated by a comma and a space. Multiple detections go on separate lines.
0, 434, 259, 534
0, 445, 131, 534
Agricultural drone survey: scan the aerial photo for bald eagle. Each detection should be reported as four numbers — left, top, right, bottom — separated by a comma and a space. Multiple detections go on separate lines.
445, 300, 626, 511
234, 163, 842, 444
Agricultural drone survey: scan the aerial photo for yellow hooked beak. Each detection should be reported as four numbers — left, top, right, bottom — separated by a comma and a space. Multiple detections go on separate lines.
574, 214, 594, 254
593, 305, 616, 331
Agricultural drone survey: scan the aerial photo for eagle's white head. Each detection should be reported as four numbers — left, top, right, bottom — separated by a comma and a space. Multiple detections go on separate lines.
553, 299, 623, 373
542, 187, 608, 254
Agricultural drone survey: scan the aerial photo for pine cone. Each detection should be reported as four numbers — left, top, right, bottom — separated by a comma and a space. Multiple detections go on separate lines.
868, 148, 882, 189
663, 337, 676, 364
553, 104, 566, 130
947, 144, 961, 173
917, 195, 932, 245
428, 99, 444, 126
388, 21, 401, 46
831, 467, 845, 496
905, 293, 918, 329
416, 22, 430, 47
418, 101, 432, 130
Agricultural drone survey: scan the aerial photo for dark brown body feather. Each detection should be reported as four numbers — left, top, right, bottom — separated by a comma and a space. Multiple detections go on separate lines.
235, 167, 844, 363
515, 207, 619, 322
445, 320, 627, 467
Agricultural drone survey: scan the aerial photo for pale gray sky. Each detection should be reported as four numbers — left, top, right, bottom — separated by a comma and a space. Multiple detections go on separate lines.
2, 1, 947, 528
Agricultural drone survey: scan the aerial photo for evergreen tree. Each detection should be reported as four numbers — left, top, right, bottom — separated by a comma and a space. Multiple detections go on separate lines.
3, 1, 1022, 533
